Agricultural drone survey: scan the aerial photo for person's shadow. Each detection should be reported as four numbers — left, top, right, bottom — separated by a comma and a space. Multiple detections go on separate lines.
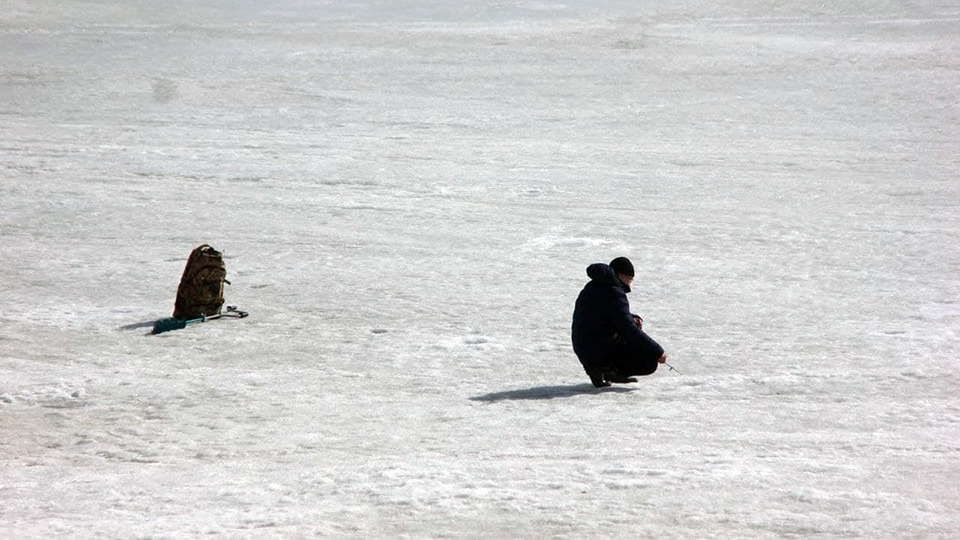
469, 383, 636, 402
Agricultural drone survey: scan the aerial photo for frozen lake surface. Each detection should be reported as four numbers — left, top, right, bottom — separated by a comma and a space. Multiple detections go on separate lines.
2, 1, 958, 537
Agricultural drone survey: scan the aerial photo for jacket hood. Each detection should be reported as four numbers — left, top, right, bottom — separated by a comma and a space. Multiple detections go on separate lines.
586, 263, 631, 293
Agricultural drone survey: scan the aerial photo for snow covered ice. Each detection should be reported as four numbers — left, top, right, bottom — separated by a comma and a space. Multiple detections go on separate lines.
2, 0, 958, 537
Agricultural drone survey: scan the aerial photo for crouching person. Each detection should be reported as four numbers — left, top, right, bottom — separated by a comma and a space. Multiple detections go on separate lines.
572, 257, 667, 388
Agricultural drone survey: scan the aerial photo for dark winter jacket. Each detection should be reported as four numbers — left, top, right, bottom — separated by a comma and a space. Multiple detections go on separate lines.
571, 263, 664, 367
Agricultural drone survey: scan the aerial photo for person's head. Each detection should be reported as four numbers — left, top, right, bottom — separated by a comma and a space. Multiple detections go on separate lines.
610, 256, 634, 286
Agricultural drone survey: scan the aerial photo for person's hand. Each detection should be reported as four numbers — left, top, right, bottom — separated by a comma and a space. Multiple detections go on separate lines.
633, 315, 643, 328
658, 353, 667, 364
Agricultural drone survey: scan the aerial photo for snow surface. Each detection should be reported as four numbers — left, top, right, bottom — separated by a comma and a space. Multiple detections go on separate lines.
2, 0, 959, 537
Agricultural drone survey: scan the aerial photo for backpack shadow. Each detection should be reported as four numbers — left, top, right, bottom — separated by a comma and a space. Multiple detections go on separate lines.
469, 383, 636, 402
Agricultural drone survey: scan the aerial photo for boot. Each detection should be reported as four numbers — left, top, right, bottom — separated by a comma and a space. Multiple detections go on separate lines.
586, 368, 611, 388
605, 372, 638, 384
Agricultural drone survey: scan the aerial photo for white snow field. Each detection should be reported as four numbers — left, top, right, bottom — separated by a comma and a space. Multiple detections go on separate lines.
2, 0, 958, 537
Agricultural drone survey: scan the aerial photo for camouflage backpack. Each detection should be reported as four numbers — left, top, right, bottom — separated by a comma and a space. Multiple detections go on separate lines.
173, 244, 229, 319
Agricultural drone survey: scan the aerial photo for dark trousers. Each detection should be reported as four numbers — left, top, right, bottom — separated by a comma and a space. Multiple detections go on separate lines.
588, 341, 659, 377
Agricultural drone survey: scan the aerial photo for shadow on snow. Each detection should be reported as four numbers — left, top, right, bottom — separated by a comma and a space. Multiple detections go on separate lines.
469, 383, 636, 402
